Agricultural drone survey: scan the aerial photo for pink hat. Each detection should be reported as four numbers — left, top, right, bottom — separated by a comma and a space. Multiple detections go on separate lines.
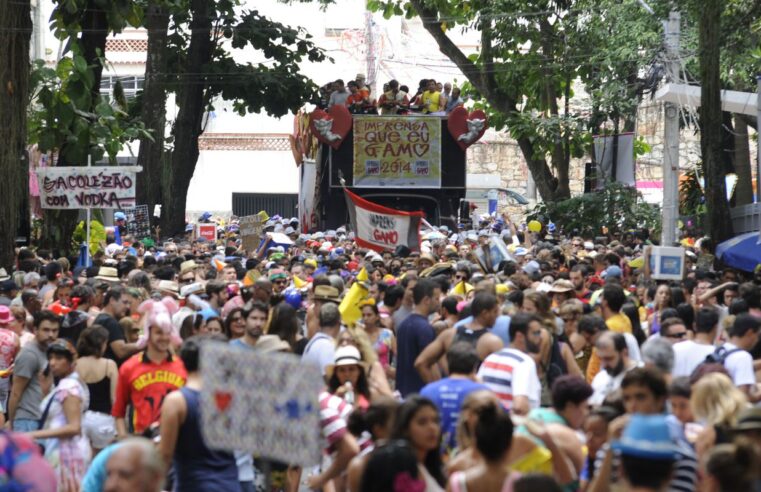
0, 305, 11, 325
222, 296, 244, 319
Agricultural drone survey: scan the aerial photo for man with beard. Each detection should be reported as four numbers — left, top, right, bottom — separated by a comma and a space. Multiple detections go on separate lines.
478, 313, 542, 415
589, 332, 640, 406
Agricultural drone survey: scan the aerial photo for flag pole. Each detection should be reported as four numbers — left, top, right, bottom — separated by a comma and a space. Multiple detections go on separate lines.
85, 154, 91, 267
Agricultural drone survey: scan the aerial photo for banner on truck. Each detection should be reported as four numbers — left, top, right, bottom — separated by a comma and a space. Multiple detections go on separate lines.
344, 188, 422, 253
352, 115, 441, 188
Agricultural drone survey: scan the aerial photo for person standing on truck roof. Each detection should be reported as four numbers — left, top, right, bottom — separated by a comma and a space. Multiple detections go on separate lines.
378, 80, 409, 115
420, 79, 444, 114
328, 79, 349, 108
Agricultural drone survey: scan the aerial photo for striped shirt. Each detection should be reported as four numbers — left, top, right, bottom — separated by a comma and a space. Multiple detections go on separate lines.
319, 391, 352, 453
477, 348, 540, 411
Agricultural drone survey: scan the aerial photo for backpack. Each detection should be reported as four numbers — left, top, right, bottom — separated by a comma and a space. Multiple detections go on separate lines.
701, 345, 743, 367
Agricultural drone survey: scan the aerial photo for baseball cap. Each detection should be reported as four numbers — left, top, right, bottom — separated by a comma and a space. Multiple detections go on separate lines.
602, 265, 623, 279
613, 414, 685, 461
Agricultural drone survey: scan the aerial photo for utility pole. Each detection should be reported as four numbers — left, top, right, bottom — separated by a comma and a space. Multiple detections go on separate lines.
756, 74, 761, 202
365, 11, 376, 96
661, 11, 680, 247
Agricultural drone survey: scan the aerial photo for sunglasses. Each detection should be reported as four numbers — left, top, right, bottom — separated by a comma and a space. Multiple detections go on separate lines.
273, 279, 288, 285
455, 274, 466, 280
666, 332, 688, 339
230, 316, 244, 323
180, 277, 195, 284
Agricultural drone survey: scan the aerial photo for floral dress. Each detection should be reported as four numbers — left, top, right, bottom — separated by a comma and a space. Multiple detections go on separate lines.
39, 372, 92, 488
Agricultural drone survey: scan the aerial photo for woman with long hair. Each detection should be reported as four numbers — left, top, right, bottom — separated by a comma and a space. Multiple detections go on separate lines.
447, 404, 520, 491
27, 339, 91, 488
347, 398, 400, 492
621, 303, 646, 347
223, 307, 246, 340
327, 345, 372, 410
359, 300, 396, 380
691, 372, 749, 457
267, 303, 306, 354
558, 300, 589, 373
391, 395, 446, 491
647, 284, 673, 335
336, 327, 394, 399
76, 325, 118, 454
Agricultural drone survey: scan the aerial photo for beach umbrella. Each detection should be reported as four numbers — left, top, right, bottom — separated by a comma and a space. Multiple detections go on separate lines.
716, 232, 761, 272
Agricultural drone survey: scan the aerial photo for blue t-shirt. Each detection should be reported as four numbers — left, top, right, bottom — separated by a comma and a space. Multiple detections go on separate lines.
421, 378, 488, 453
396, 313, 436, 397
454, 314, 511, 346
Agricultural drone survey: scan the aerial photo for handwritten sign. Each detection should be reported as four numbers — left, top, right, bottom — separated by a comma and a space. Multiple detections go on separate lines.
200, 342, 323, 466
239, 214, 264, 252
346, 189, 422, 253
122, 205, 151, 239
37, 166, 141, 209
353, 115, 441, 188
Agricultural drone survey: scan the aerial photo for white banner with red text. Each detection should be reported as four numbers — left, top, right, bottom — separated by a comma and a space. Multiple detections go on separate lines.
344, 189, 422, 253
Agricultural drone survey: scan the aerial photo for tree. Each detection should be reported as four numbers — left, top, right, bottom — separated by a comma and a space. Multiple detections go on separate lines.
0, 1, 32, 269
153, 2, 327, 236
366, 0, 661, 202
31, 0, 145, 251
135, 2, 171, 220
696, 0, 733, 242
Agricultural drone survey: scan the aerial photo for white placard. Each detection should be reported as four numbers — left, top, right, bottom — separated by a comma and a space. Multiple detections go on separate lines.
200, 342, 323, 466
649, 246, 686, 280
37, 166, 142, 209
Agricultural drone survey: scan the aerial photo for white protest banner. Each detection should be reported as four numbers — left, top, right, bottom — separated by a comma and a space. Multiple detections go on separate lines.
344, 188, 422, 253
648, 246, 686, 280
37, 166, 142, 209
200, 342, 323, 466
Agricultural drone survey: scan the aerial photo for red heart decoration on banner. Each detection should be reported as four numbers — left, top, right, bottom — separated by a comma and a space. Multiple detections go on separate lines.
448, 106, 488, 151
214, 391, 233, 412
309, 105, 353, 150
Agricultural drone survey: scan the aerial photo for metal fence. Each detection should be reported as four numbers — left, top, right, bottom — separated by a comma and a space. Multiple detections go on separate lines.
232, 193, 298, 219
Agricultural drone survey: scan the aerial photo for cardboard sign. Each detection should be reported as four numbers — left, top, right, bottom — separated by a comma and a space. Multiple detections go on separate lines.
649, 246, 686, 280
239, 214, 264, 252
352, 115, 442, 188
474, 237, 514, 273
37, 166, 142, 209
200, 342, 323, 466
122, 205, 151, 239
197, 224, 217, 242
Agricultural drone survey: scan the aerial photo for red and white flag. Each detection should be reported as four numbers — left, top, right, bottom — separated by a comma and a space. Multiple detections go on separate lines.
344, 189, 423, 253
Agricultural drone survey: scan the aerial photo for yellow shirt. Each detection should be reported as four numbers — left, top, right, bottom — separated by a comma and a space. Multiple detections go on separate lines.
586, 312, 633, 382
421, 90, 441, 113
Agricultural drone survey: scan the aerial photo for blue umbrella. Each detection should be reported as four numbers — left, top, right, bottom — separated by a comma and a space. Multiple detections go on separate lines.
716, 232, 761, 272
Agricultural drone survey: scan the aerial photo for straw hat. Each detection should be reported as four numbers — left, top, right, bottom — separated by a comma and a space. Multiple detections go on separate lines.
94, 267, 119, 282
325, 345, 366, 378
313, 285, 340, 303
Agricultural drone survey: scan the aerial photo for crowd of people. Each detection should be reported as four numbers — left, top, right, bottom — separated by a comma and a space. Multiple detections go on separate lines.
0, 210, 760, 492
318, 74, 464, 115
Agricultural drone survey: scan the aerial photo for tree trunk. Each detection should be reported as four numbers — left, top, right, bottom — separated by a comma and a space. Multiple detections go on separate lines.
698, 0, 733, 242
733, 114, 753, 206
0, 1, 31, 269
136, 3, 169, 226
161, 0, 214, 237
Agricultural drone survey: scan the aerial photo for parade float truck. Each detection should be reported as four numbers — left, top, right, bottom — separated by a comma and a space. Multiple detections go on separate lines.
294, 105, 488, 232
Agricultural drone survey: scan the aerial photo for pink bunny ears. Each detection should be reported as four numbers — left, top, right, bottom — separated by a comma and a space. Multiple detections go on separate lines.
138, 297, 180, 334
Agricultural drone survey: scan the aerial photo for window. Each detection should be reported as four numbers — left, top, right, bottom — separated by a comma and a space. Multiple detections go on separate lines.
99, 75, 145, 99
